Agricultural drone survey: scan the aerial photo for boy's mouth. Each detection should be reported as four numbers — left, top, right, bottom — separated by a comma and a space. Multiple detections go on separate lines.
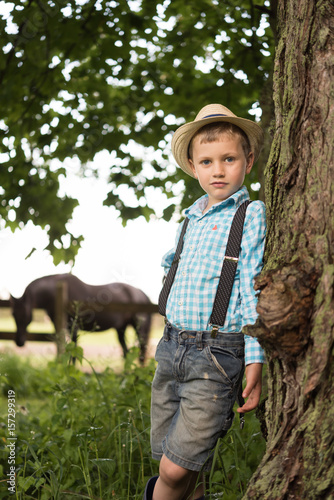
211, 181, 228, 187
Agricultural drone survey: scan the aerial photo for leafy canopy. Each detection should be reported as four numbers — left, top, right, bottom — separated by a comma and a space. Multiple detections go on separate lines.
0, 0, 275, 263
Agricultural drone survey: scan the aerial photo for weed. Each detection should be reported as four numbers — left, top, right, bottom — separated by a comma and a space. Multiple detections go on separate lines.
0, 347, 265, 499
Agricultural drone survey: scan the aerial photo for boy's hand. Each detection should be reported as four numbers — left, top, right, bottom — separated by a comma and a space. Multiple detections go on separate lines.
237, 363, 263, 413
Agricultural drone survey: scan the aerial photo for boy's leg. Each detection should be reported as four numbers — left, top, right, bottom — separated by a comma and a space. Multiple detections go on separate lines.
153, 454, 205, 500
150, 327, 244, 499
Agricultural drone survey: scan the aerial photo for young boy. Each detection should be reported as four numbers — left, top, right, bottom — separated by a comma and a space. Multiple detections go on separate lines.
144, 104, 266, 500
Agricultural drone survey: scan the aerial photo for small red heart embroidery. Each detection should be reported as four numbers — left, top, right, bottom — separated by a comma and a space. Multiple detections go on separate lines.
212, 225, 217, 230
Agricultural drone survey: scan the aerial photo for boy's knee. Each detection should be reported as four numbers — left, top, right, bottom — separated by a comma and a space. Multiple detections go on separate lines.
159, 455, 190, 488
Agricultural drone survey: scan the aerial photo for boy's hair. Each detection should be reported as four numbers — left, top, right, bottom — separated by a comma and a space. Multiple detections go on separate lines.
188, 122, 252, 161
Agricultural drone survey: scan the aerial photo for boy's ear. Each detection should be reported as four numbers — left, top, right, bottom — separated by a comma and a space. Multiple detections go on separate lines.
246, 152, 254, 174
188, 159, 198, 178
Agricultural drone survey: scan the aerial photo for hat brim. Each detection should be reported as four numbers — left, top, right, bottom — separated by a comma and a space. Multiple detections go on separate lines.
171, 115, 264, 177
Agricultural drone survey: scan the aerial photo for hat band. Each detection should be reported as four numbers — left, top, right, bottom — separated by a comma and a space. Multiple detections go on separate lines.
203, 113, 228, 118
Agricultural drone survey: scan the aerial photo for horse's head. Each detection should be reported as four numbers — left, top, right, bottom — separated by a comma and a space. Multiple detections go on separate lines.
11, 294, 32, 347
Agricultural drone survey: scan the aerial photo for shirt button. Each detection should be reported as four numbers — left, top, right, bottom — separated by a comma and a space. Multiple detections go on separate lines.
178, 300, 183, 306
182, 271, 186, 276
198, 221, 203, 225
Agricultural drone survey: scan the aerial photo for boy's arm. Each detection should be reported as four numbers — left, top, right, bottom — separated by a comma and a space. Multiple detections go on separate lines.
237, 363, 262, 413
238, 202, 266, 412
239, 201, 266, 330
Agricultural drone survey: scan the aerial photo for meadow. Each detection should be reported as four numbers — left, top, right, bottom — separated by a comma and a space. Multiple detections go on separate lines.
0, 311, 266, 499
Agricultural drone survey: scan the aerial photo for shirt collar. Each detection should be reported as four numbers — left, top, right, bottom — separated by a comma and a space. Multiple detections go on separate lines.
185, 186, 250, 218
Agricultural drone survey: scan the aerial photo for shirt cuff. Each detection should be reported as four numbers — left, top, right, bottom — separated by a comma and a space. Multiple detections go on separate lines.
244, 334, 265, 365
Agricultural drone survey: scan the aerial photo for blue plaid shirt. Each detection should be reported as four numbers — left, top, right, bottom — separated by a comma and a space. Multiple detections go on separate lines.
162, 186, 266, 365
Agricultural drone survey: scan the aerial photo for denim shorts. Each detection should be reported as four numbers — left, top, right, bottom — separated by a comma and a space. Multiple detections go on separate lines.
150, 323, 245, 472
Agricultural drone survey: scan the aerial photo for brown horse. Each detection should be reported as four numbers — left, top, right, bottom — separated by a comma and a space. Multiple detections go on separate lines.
11, 274, 152, 362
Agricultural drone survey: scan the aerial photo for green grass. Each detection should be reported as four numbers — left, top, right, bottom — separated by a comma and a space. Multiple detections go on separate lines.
0, 346, 266, 499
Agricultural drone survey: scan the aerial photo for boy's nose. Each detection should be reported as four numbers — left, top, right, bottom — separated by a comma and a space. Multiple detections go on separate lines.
212, 163, 225, 176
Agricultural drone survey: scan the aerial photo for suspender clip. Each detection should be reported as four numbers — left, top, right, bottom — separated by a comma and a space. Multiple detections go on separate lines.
211, 325, 219, 338
224, 256, 239, 262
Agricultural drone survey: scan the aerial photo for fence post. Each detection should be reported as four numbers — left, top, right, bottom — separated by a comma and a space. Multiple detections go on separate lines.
55, 280, 68, 356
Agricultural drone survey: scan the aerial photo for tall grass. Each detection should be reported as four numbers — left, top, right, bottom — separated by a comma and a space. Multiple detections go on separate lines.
0, 346, 265, 499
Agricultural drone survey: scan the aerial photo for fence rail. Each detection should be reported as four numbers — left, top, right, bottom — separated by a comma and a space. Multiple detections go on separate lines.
0, 331, 54, 342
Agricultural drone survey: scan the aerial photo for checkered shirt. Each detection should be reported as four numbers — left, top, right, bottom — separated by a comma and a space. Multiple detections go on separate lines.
162, 186, 266, 365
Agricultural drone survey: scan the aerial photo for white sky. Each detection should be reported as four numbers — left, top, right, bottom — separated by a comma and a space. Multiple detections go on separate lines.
0, 155, 179, 302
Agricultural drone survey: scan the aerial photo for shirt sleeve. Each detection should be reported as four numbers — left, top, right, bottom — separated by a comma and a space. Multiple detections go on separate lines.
244, 334, 265, 364
161, 220, 185, 276
239, 201, 266, 365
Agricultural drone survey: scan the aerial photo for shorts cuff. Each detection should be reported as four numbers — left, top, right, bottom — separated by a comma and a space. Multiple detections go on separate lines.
151, 451, 163, 462
162, 439, 212, 472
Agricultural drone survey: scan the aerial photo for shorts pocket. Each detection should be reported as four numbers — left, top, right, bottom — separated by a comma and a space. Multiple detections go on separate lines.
206, 346, 243, 384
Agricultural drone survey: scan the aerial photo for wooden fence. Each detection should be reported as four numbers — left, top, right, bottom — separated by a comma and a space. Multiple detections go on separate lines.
0, 281, 159, 355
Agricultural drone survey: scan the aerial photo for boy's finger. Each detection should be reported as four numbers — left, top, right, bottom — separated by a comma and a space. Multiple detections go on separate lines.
237, 398, 259, 412
237, 363, 263, 413
237, 392, 260, 412
237, 381, 261, 413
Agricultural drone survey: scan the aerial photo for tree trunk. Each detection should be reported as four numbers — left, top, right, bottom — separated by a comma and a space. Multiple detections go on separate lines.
244, 0, 334, 498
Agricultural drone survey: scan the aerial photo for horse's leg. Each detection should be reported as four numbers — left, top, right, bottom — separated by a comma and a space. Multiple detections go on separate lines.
134, 313, 152, 364
117, 327, 128, 358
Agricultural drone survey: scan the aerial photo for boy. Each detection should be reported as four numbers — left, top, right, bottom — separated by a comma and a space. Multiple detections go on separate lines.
145, 104, 266, 500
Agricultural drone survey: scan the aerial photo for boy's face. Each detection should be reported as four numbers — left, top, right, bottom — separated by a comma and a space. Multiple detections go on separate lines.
188, 132, 254, 212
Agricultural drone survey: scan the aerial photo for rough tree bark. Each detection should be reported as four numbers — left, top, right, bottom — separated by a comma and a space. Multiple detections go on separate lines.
244, 0, 334, 498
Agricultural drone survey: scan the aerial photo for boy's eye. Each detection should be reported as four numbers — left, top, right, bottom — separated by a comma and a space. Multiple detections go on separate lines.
201, 159, 211, 165
225, 157, 234, 163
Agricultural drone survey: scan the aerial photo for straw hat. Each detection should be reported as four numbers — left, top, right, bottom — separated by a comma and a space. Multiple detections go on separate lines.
171, 103, 264, 177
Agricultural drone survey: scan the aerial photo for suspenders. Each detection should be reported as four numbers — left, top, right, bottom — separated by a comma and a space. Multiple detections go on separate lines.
158, 217, 190, 318
158, 201, 251, 428
158, 200, 251, 336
